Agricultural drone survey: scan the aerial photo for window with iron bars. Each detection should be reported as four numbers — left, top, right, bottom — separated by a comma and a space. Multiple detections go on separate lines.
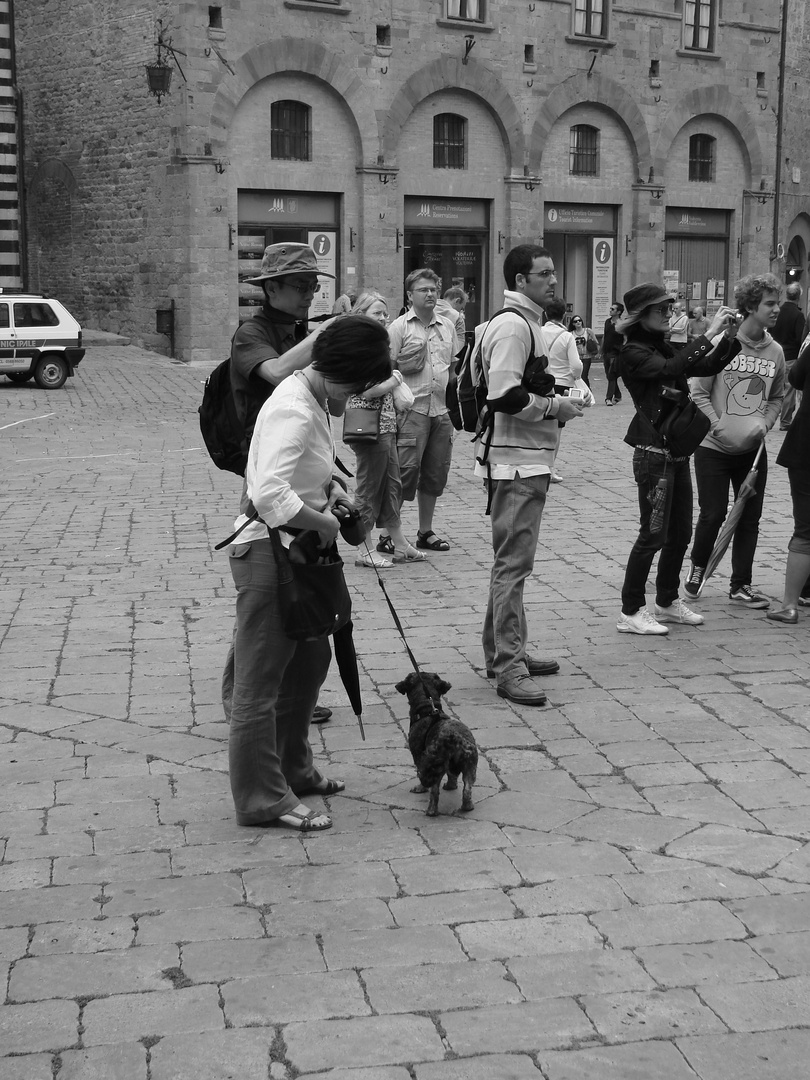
271, 100, 311, 161
574, 0, 605, 38
569, 125, 599, 176
684, 0, 715, 51
688, 133, 715, 182
433, 113, 467, 169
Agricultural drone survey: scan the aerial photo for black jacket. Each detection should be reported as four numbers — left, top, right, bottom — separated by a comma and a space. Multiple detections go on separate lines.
776, 346, 810, 471
618, 327, 741, 449
771, 300, 807, 364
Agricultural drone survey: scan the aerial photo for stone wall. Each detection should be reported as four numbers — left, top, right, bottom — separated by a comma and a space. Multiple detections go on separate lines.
13, 0, 798, 360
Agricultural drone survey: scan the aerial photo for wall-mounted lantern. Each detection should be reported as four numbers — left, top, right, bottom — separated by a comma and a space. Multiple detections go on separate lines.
146, 20, 187, 103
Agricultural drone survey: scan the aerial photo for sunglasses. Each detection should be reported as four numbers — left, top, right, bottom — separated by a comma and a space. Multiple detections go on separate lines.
283, 279, 321, 295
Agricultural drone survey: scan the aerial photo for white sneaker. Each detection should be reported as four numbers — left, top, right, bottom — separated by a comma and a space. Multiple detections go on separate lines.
617, 608, 669, 635
655, 598, 704, 625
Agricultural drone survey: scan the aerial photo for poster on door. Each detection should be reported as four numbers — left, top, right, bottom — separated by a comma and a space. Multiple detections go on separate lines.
307, 231, 337, 320
591, 238, 614, 330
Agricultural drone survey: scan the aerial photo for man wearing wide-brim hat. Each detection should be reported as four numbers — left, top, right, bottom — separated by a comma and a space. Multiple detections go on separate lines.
234, 242, 335, 444
225, 242, 337, 724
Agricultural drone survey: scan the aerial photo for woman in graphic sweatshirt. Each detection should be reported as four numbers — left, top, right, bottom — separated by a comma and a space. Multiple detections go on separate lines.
686, 274, 786, 607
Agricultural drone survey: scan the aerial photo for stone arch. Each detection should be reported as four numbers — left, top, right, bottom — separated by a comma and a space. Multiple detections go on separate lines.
208, 39, 376, 161
786, 212, 810, 283
381, 57, 523, 170
654, 86, 761, 184
28, 157, 78, 196
529, 73, 651, 177
27, 158, 78, 303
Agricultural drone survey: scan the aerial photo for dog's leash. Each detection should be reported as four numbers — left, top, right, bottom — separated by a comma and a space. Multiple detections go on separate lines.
360, 538, 424, 677
359, 538, 443, 721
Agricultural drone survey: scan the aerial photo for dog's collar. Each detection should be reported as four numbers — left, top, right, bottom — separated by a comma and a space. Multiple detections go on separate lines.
414, 701, 440, 722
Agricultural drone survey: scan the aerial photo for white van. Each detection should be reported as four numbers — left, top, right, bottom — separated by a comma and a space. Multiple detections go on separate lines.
0, 292, 85, 389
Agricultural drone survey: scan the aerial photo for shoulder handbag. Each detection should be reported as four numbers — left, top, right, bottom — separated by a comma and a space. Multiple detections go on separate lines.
342, 404, 380, 445
269, 529, 351, 641
656, 396, 711, 457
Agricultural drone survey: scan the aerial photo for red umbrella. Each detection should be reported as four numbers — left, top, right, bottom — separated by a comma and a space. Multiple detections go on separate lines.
698, 441, 765, 595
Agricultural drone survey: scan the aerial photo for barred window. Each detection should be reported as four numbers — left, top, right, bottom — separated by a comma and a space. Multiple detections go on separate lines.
446, 0, 483, 22
270, 100, 311, 161
569, 125, 599, 176
433, 113, 467, 169
574, 0, 605, 38
684, 0, 715, 51
689, 134, 715, 182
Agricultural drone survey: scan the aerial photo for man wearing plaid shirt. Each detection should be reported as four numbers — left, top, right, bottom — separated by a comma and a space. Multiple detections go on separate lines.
381, 268, 459, 553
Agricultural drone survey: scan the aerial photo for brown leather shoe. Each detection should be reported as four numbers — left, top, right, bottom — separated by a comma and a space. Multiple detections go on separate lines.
312, 705, 333, 723
496, 675, 547, 706
487, 656, 559, 678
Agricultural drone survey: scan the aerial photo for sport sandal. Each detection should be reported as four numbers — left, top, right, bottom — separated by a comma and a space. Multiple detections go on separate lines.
416, 530, 450, 551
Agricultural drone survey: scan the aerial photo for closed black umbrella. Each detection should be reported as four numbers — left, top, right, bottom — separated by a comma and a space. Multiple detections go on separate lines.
333, 620, 365, 740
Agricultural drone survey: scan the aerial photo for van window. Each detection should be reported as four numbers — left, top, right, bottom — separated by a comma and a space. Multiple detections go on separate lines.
0, 304, 8, 329
13, 303, 60, 328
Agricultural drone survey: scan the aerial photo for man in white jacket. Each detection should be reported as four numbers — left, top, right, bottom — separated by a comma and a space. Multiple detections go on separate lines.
477, 245, 584, 706
685, 273, 786, 607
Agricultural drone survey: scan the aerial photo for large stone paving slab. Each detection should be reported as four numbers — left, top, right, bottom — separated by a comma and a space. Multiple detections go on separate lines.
1, 350, 807, 1076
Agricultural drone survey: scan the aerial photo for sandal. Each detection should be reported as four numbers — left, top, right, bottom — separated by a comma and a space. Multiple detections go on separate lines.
269, 807, 333, 832
393, 544, 427, 563
295, 778, 346, 797
355, 552, 393, 569
416, 530, 450, 552
376, 534, 395, 555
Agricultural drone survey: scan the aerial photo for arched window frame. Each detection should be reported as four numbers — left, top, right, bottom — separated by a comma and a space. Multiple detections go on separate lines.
569, 124, 599, 176
270, 100, 312, 161
688, 133, 716, 182
433, 113, 467, 170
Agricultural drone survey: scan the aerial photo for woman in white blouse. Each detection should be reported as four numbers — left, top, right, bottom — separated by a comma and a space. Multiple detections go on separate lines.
225, 317, 393, 832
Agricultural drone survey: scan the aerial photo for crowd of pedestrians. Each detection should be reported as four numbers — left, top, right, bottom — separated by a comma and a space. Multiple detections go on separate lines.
219, 238, 807, 830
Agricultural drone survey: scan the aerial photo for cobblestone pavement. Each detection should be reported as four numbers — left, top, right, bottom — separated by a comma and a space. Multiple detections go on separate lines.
2, 345, 809, 1080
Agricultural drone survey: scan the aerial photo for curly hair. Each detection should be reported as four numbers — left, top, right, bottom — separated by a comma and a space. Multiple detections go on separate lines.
545, 298, 567, 321
734, 273, 782, 315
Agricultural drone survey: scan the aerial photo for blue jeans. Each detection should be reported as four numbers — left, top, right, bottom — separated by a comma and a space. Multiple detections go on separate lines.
223, 538, 331, 825
621, 451, 693, 615
483, 473, 549, 681
691, 444, 767, 591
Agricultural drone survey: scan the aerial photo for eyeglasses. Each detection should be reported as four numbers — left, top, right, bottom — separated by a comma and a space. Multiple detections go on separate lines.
650, 304, 672, 315
525, 270, 555, 280
412, 287, 438, 294
283, 279, 321, 295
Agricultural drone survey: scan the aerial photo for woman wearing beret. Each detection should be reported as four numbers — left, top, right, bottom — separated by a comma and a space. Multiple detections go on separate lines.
615, 284, 741, 635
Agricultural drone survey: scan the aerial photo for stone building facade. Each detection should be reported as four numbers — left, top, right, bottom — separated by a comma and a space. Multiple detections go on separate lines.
12, 0, 804, 360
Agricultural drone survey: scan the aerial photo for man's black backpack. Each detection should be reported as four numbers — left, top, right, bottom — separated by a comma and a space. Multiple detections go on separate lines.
199, 358, 248, 476
446, 307, 554, 514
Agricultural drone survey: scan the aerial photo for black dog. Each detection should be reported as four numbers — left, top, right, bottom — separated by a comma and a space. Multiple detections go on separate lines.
396, 672, 478, 816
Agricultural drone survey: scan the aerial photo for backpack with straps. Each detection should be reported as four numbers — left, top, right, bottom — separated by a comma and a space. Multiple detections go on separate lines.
198, 357, 248, 476
447, 307, 552, 514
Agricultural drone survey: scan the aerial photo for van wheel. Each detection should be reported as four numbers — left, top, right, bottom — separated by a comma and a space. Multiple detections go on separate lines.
34, 355, 69, 389
6, 372, 32, 384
